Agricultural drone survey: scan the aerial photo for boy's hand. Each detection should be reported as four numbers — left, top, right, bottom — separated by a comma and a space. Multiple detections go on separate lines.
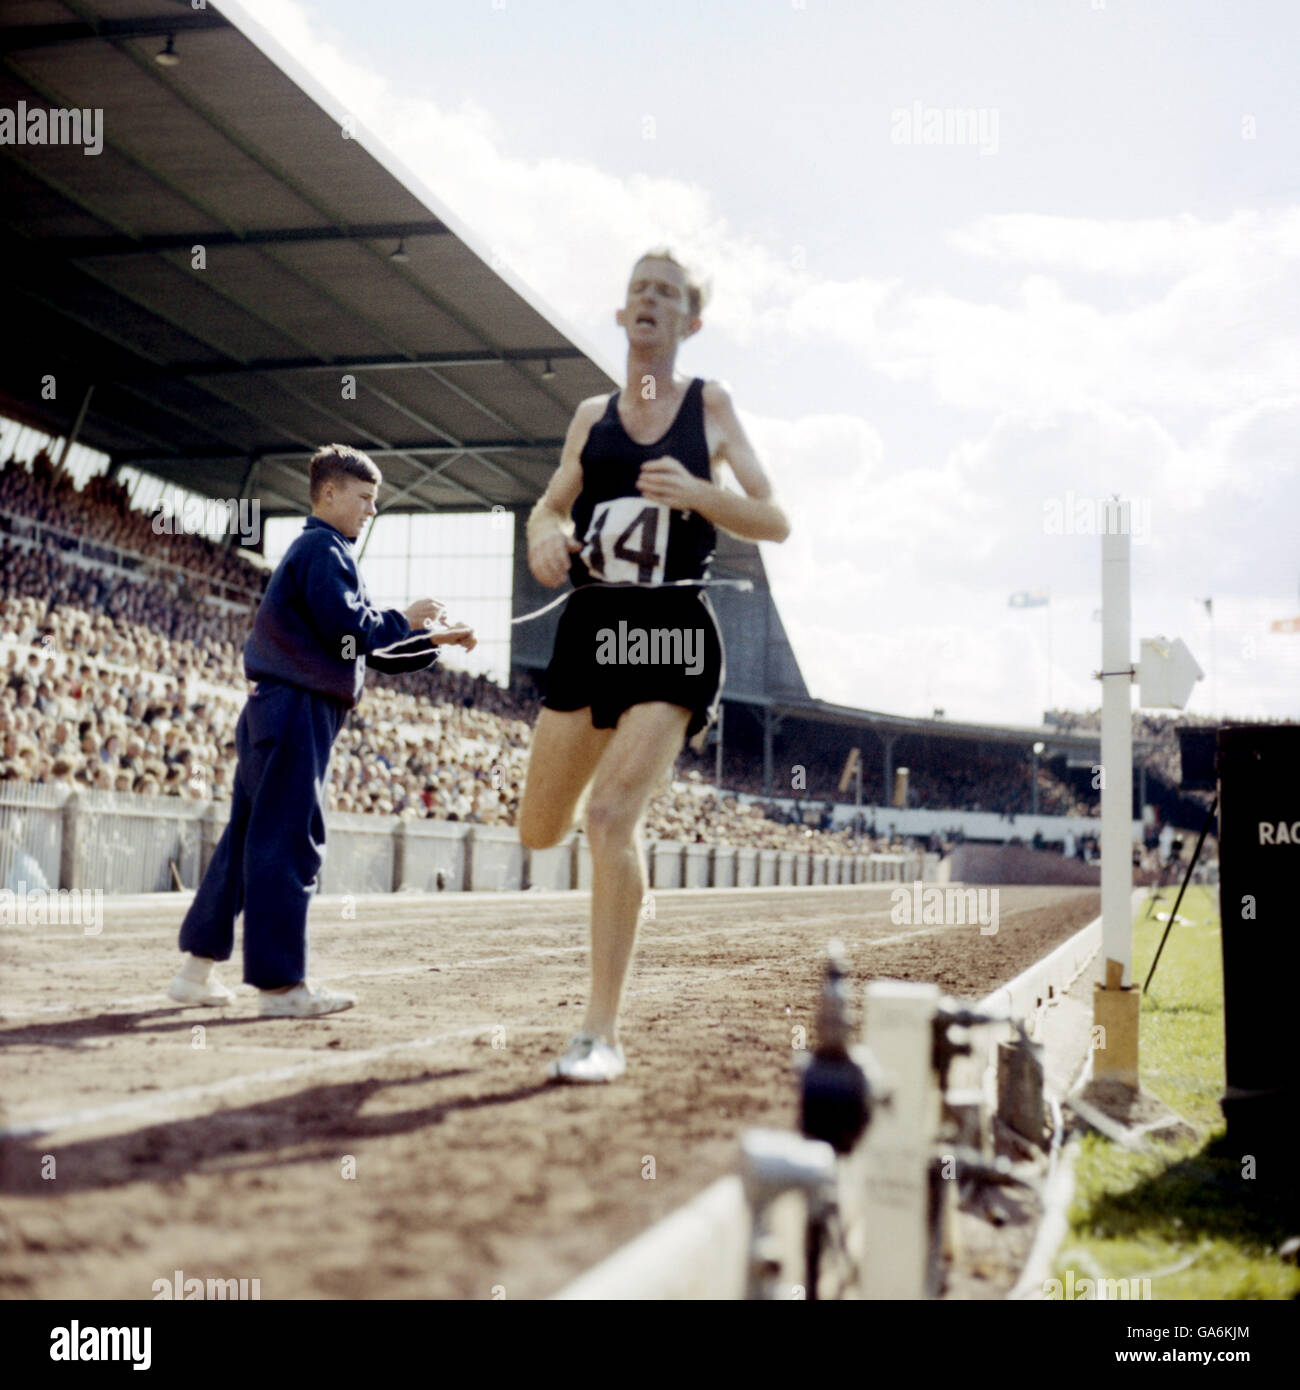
404, 597, 446, 628
425, 619, 477, 652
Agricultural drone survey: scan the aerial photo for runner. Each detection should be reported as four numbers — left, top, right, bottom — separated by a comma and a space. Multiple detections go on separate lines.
519, 248, 790, 1081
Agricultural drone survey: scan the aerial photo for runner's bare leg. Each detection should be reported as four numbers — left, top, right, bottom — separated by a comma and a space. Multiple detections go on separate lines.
517, 707, 613, 849
582, 701, 690, 1042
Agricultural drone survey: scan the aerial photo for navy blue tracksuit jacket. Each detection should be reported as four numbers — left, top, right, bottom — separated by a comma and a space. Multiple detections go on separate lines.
180, 516, 438, 988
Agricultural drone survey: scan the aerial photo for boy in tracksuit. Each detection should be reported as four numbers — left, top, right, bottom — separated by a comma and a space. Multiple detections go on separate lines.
168, 444, 476, 1018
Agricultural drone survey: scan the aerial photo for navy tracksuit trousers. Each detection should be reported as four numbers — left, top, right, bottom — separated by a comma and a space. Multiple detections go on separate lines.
180, 679, 346, 989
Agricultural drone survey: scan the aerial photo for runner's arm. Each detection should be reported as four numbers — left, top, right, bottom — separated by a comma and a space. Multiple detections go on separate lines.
527, 397, 602, 587
639, 383, 789, 543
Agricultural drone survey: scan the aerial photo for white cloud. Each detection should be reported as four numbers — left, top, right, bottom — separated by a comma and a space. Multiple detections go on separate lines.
947, 210, 1288, 277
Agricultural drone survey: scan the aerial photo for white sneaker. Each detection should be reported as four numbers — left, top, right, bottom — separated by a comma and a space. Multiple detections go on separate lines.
168, 970, 236, 1007
258, 981, 356, 1018
547, 1031, 626, 1084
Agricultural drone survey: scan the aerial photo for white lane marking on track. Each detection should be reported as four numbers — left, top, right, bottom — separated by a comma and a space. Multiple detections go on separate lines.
0, 993, 173, 1017
0, 1024, 496, 1139
0, 906, 1054, 1021
4, 947, 834, 1140
0, 895, 1012, 961
0, 897, 1089, 1139
0, 885, 931, 945
0, 916, 899, 1018
0, 919, 984, 1139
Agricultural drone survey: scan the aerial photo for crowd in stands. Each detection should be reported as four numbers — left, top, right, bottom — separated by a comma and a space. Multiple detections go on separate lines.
2, 449, 1242, 857
0, 449, 267, 601
1048, 706, 1242, 795
681, 732, 1099, 819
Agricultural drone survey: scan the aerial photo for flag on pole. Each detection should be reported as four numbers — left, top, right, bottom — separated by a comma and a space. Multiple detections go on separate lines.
1009, 589, 1049, 608
1270, 616, 1300, 635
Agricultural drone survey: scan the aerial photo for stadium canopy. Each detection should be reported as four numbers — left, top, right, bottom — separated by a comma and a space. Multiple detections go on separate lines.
0, 0, 773, 597
0, 0, 617, 522
768, 697, 1149, 759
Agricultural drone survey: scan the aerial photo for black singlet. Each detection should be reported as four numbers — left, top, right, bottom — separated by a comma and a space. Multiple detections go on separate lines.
569, 377, 717, 588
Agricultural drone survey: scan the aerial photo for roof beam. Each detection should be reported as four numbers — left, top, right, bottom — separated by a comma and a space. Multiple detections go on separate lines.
0, 12, 230, 54
262, 372, 499, 511
47, 221, 451, 259
258, 443, 561, 462
116, 31, 590, 434
20, 20, 587, 486
358, 377, 535, 495
374, 454, 466, 514
124, 348, 584, 382
3, 278, 286, 459
0, 10, 587, 518
112, 442, 560, 466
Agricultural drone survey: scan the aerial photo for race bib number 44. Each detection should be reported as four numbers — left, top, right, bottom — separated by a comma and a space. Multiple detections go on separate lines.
580, 498, 670, 585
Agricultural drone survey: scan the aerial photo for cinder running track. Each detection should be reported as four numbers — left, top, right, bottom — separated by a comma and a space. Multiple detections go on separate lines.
0, 884, 1099, 1299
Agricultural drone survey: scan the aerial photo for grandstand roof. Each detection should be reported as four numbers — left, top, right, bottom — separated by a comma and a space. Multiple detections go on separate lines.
0, 0, 787, 679
769, 696, 1153, 756
0, 0, 625, 519
0, 0, 777, 597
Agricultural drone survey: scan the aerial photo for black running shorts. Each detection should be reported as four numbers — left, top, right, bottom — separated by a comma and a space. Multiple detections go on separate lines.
541, 584, 724, 741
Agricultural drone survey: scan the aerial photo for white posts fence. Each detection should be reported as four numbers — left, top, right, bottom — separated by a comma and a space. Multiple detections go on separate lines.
0, 782, 932, 895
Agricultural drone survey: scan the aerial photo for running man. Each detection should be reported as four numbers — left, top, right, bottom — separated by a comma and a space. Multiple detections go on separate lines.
520, 248, 790, 1081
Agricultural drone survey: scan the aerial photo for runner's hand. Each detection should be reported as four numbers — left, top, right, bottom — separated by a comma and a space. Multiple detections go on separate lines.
529, 531, 581, 588
637, 456, 703, 511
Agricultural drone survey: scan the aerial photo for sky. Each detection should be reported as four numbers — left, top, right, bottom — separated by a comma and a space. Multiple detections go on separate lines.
229, 1, 1299, 720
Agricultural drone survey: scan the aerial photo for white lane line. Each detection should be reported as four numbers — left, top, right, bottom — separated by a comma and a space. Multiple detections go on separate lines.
0, 895, 928, 961
0, 909, 1070, 1141
0, 993, 166, 1018
0, 905, 1063, 1022
0, 884, 928, 945
0, 942, 842, 1140
0, 1023, 496, 1139
0, 915, 903, 1020
0, 889, 1070, 950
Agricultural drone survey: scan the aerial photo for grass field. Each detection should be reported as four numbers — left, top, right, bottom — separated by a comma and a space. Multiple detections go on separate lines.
1056, 885, 1300, 1300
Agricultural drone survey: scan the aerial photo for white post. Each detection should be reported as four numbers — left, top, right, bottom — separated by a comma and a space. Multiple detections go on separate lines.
1100, 508, 1134, 984
856, 980, 940, 1299
1094, 505, 1140, 1087
1045, 592, 1054, 713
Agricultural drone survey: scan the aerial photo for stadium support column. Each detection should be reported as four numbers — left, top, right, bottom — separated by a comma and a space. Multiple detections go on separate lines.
53, 384, 94, 473
881, 733, 896, 809
762, 707, 779, 798
1095, 504, 1138, 1088
714, 703, 724, 794
224, 455, 259, 551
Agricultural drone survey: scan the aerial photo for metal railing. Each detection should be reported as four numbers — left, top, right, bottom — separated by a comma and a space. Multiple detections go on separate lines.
0, 782, 67, 891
